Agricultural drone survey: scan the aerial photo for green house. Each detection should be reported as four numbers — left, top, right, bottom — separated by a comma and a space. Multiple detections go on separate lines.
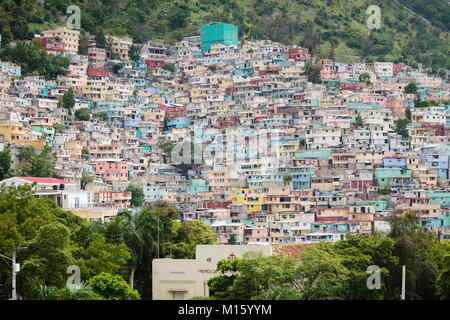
185, 178, 210, 194
374, 168, 411, 186
200, 23, 238, 52
355, 200, 387, 212
295, 149, 331, 160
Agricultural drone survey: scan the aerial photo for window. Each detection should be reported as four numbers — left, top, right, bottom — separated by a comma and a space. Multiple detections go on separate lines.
173, 291, 185, 300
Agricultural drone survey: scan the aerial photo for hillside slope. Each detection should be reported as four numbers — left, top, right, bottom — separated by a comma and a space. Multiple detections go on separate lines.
0, 0, 448, 70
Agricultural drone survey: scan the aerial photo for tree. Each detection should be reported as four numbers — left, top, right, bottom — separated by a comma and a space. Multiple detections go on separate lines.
104, 221, 124, 246
88, 272, 140, 300
94, 28, 107, 49
0, 40, 70, 80
72, 233, 130, 281
299, 139, 306, 148
112, 63, 124, 74
163, 63, 175, 73
359, 73, 371, 85
437, 251, 450, 300
125, 184, 144, 207
404, 81, 418, 94
80, 171, 94, 190
212, 248, 351, 300
385, 211, 442, 300
17, 146, 57, 178
75, 108, 90, 121
227, 234, 237, 245
53, 123, 66, 133
354, 114, 363, 127
27, 277, 101, 300
0, 148, 12, 180
405, 107, 412, 122
305, 62, 321, 84
129, 45, 141, 62
163, 220, 217, 259
394, 118, 410, 139
115, 209, 160, 290
207, 258, 239, 300
62, 88, 75, 113
17, 221, 74, 298
331, 235, 398, 300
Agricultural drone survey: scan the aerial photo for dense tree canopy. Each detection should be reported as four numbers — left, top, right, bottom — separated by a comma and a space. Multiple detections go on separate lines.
75, 108, 91, 121
0, 40, 70, 80
125, 184, 144, 207
206, 214, 449, 300
17, 146, 57, 178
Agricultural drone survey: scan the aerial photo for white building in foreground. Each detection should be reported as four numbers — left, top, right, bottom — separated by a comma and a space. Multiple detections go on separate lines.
152, 244, 272, 300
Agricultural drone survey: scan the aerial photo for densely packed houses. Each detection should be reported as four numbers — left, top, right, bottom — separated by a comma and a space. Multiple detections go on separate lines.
1, 25, 449, 244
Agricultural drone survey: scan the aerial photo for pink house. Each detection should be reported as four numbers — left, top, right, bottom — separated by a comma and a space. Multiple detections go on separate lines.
370, 95, 387, 107
244, 227, 269, 244
95, 159, 128, 183
321, 66, 332, 79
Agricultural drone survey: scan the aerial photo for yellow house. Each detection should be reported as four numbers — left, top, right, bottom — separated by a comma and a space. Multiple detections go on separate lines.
65, 141, 82, 159
231, 188, 266, 213
42, 27, 80, 54
107, 35, 133, 61
414, 169, 438, 188
0, 123, 30, 143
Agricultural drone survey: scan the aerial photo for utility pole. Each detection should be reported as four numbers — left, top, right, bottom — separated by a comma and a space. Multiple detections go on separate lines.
0, 246, 27, 300
401, 265, 406, 300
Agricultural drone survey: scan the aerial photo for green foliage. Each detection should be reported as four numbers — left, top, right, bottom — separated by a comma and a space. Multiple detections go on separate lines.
75, 108, 91, 121
112, 63, 124, 74
72, 233, 131, 281
404, 81, 419, 94
395, 118, 410, 138
0, 148, 12, 180
17, 145, 57, 177
163, 220, 217, 259
62, 88, 75, 113
359, 73, 371, 84
82, 148, 89, 155
88, 272, 140, 300
17, 221, 74, 298
0, 40, 70, 80
0, 184, 90, 299
163, 63, 175, 73
53, 123, 66, 133
114, 208, 160, 292
27, 277, 102, 300
129, 45, 141, 62
304, 62, 321, 84
437, 249, 450, 300
381, 186, 390, 195
405, 107, 412, 121
96, 112, 107, 122
208, 231, 448, 300
125, 184, 144, 207
354, 114, 363, 127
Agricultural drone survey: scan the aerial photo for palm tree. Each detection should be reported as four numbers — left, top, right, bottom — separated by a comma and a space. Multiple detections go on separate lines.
27, 277, 100, 300
115, 209, 160, 290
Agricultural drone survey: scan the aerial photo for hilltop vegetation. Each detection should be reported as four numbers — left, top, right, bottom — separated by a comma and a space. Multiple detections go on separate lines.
0, 0, 448, 71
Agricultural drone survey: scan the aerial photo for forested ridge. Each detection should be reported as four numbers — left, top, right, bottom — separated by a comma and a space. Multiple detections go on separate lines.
0, 0, 448, 71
